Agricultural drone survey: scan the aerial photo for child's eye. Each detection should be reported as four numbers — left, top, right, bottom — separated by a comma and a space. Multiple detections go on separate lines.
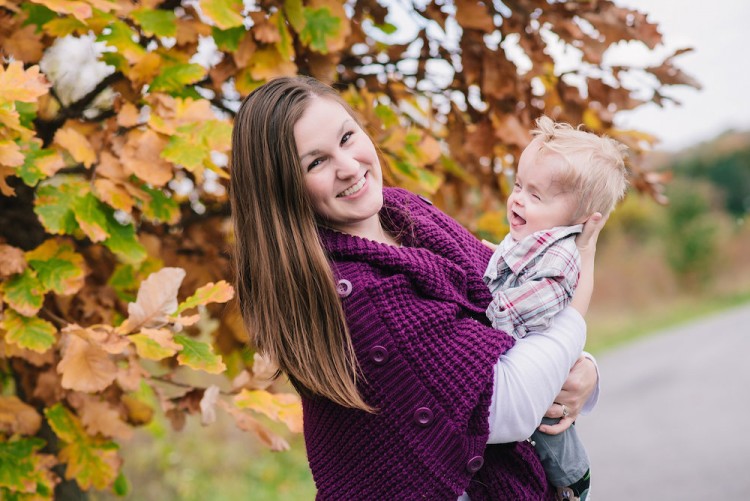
532, 193, 541, 200
341, 131, 353, 145
513, 182, 521, 191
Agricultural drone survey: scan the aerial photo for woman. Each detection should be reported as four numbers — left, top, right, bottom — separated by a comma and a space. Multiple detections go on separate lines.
230, 76, 601, 500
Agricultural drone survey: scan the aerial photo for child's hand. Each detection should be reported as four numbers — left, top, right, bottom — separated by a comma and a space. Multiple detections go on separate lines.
481, 239, 498, 251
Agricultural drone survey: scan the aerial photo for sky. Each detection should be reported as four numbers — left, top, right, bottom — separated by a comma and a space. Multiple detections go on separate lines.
611, 0, 750, 151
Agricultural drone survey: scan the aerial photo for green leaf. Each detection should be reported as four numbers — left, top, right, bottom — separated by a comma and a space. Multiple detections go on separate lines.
161, 134, 206, 170
375, 22, 398, 35
26, 239, 86, 296
1, 269, 44, 317
175, 281, 234, 315
200, 0, 244, 30
150, 64, 208, 94
138, 185, 179, 224
1, 309, 57, 354
174, 335, 226, 374
112, 471, 129, 497
102, 210, 147, 265
101, 51, 129, 73
44, 404, 121, 491
299, 6, 341, 54
18, 142, 51, 187
130, 8, 177, 37
129, 330, 180, 361
211, 26, 246, 51
15, 102, 36, 130
374, 104, 399, 128
21, 3, 57, 32
73, 193, 110, 243
97, 21, 146, 62
33, 175, 89, 236
0, 437, 47, 494
276, 12, 294, 60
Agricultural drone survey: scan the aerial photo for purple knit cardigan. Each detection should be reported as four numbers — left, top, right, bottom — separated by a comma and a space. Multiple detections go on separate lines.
306, 188, 554, 500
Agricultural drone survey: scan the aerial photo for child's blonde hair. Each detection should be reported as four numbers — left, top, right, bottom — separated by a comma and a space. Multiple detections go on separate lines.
532, 115, 629, 219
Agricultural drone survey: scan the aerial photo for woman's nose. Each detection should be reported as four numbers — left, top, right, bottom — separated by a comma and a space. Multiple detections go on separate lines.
335, 152, 360, 177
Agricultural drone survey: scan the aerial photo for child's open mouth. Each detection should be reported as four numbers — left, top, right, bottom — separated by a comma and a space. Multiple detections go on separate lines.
510, 210, 526, 226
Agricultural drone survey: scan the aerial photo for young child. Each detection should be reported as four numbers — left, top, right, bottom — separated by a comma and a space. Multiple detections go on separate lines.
483, 116, 628, 500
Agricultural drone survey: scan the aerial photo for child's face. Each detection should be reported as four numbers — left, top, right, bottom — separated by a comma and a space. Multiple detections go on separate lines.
507, 138, 580, 241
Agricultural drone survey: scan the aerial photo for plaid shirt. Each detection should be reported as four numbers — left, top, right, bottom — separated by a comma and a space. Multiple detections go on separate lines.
483, 224, 583, 339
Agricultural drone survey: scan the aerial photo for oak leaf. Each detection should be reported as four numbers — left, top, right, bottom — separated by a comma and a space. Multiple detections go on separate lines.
120, 129, 173, 187
74, 394, 134, 440
174, 334, 227, 374
45, 403, 122, 490
0, 61, 49, 103
234, 389, 303, 433
57, 327, 118, 393
0, 244, 26, 278
200, 0, 244, 30
121, 267, 185, 332
26, 238, 86, 296
175, 280, 234, 315
0, 396, 42, 435
218, 400, 290, 451
129, 327, 181, 361
1, 309, 57, 353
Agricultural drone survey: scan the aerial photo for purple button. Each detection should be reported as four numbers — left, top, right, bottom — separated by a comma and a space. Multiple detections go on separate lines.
370, 345, 389, 365
466, 455, 484, 473
336, 279, 352, 297
413, 407, 434, 427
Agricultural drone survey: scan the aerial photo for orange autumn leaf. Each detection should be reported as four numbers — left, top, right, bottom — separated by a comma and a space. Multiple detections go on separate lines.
0, 244, 26, 277
54, 127, 97, 168
57, 327, 118, 393
116, 102, 141, 128
0, 61, 50, 103
0, 140, 24, 167
94, 178, 135, 212
73, 394, 134, 440
121, 267, 186, 332
120, 129, 173, 186
0, 395, 42, 435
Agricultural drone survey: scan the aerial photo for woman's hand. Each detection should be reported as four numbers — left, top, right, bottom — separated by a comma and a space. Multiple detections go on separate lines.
538, 355, 598, 435
575, 212, 607, 259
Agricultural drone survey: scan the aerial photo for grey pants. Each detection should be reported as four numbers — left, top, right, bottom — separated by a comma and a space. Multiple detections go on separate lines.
531, 418, 590, 487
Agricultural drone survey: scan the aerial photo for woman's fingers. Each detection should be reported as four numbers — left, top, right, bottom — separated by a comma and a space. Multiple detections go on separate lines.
575, 212, 607, 253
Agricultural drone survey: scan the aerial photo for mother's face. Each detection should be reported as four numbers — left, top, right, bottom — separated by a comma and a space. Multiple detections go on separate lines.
294, 97, 384, 235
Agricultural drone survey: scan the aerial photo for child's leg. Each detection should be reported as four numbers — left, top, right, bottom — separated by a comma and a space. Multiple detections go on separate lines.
530, 418, 590, 500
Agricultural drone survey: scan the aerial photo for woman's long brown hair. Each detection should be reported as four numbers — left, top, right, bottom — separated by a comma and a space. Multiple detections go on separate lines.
230, 76, 373, 412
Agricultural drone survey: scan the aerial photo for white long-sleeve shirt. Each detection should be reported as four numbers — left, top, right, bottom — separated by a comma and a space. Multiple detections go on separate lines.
459, 307, 599, 500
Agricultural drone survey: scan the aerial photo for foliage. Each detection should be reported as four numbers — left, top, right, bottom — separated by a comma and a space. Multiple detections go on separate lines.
670, 137, 750, 217
0, 0, 695, 498
662, 179, 719, 287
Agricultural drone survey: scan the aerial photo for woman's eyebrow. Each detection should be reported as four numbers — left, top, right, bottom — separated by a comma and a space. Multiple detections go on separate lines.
299, 119, 355, 161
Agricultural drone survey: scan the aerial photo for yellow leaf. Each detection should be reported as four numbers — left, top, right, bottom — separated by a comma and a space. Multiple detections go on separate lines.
175, 280, 234, 314
0, 396, 42, 435
120, 129, 173, 186
121, 267, 186, 332
129, 327, 181, 361
25, 238, 86, 296
248, 46, 297, 81
57, 328, 118, 393
126, 52, 162, 88
0, 62, 50, 103
0, 140, 24, 167
147, 95, 216, 135
234, 389, 303, 433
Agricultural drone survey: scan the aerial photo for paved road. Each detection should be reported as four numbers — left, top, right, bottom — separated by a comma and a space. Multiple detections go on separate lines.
577, 304, 750, 500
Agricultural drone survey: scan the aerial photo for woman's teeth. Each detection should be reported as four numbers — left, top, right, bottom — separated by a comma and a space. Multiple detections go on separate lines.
338, 176, 366, 197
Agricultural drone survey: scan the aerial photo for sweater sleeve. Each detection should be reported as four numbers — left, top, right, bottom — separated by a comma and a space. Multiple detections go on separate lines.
486, 307, 587, 443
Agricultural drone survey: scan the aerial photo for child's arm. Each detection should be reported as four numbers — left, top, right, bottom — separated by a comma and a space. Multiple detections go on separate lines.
570, 213, 607, 316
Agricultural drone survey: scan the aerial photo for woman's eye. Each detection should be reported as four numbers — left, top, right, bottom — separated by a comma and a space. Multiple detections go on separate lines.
307, 158, 323, 171
341, 131, 353, 145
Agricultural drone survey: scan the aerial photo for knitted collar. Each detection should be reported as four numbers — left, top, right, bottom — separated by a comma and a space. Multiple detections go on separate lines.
318, 188, 490, 314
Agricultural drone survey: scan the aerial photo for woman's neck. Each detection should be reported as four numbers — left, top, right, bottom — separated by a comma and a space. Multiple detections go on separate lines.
329, 218, 400, 247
